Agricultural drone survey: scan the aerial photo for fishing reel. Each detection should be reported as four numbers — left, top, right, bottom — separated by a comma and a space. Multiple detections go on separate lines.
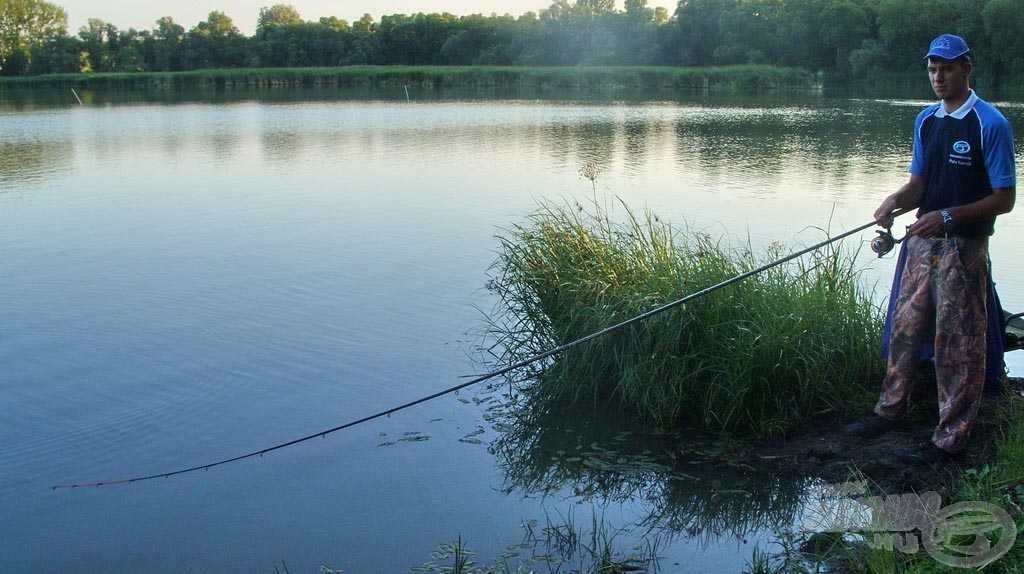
870, 226, 905, 258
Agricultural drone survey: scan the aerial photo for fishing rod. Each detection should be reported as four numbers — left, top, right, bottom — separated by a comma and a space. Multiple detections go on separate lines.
51, 209, 909, 490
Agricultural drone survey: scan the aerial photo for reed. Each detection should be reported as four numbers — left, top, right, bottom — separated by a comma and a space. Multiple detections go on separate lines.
0, 65, 816, 93
486, 198, 884, 437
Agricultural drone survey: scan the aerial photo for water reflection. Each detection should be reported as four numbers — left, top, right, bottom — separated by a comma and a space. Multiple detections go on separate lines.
0, 140, 72, 190
622, 119, 651, 173
261, 128, 307, 164
5, 90, 1014, 197
488, 388, 812, 542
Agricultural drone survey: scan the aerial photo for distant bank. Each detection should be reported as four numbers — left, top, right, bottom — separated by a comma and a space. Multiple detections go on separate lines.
0, 65, 818, 93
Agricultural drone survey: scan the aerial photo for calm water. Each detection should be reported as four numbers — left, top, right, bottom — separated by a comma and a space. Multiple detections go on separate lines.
1, 87, 1022, 572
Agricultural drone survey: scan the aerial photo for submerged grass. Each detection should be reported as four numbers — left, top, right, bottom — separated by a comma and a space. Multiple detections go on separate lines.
487, 198, 883, 437
412, 508, 661, 574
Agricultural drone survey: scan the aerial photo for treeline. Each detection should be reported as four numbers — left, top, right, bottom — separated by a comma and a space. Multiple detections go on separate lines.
2, 0, 1023, 85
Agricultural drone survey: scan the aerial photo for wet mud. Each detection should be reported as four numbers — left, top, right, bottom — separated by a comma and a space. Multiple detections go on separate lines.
751, 377, 1023, 496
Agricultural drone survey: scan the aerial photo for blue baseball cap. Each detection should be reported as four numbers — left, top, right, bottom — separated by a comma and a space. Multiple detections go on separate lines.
925, 34, 970, 60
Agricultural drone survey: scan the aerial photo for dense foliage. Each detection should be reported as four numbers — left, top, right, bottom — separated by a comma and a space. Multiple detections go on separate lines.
2, 0, 1023, 85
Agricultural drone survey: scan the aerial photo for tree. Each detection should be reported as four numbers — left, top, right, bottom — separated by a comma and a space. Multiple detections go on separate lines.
29, 34, 81, 73
155, 16, 184, 41
186, 11, 244, 68
575, 0, 616, 16
77, 18, 113, 72
625, 0, 653, 21
378, 12, 458, 65
193, 11, 239, 40
982, 0, 1024, 88
876, 0, 958, 69
820, 1, 870, 74
318, 16, 349, 32
670, 0, 732, 66
257, 4, 302, 33
151, 16, 184, 70
0, 0, 67, 73
352, 13, 375, 33
540, 0, 573, 22
653, 6, 668, 25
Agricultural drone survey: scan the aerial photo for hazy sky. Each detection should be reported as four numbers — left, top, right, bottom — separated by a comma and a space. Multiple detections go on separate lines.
55, 1, 679, 35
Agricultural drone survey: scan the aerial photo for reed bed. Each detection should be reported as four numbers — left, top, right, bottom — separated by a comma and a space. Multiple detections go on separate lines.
0, 64, 815, 93
486, 199, 884, 437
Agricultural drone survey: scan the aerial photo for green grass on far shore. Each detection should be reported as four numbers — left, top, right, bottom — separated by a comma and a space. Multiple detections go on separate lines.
0, 64, 818, 93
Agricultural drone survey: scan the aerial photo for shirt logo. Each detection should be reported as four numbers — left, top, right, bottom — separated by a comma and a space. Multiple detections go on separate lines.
953, 141, 971, 154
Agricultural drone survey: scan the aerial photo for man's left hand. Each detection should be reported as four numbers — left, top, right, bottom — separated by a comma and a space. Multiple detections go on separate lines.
907, 211, 945, 237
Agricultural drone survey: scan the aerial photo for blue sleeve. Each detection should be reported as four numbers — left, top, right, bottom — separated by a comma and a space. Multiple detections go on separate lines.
908, 109, 929, 175
983, 116, 1016, 188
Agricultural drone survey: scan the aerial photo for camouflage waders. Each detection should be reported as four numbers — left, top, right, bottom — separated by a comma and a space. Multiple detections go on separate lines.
875, 234, 989, 452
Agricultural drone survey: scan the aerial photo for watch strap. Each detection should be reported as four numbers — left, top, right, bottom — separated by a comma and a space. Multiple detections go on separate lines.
940, 209, 954, 234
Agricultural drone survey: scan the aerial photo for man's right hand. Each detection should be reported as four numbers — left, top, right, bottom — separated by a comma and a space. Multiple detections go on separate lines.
876, 176, 924, 228
874, 199, 896, 227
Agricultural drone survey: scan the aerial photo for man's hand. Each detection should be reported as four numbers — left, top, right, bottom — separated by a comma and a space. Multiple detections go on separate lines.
875, 175, 924, 227
907, 210, 944, 237
874, 198, 897, 227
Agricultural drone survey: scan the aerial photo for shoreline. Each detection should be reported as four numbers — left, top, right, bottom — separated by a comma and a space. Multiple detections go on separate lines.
0, 64, 819, 93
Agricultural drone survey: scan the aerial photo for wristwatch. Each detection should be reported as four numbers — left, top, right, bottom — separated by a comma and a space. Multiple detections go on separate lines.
940, 209, 954, 235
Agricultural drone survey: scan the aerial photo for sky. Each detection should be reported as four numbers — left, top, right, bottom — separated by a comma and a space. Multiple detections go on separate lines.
54, 1, 679, 35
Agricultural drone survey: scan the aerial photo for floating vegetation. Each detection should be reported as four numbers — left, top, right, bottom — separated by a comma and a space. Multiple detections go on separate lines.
485, 198, 884, 438
377, 431, 431, 447
460, 427, 487, 442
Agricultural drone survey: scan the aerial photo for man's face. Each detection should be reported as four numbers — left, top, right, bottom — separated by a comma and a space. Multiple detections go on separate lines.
927, 57, 971, 101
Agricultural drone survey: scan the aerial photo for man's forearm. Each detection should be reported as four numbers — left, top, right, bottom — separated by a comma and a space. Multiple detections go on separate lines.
947, 187, 1015, 224
890, 178, 925, 210
875, 176, 925, 223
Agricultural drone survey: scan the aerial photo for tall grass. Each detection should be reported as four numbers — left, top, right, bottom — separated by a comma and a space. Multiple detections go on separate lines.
486, 198, 883, 437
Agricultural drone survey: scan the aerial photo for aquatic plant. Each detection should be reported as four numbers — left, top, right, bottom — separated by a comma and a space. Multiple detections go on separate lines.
485, 198, 884, 437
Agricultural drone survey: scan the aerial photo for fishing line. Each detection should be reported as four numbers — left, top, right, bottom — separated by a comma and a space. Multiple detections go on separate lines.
52, 210, 907, 490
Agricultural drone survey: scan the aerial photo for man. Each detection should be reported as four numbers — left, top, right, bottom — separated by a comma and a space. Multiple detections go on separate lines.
848, 34, 1016, 460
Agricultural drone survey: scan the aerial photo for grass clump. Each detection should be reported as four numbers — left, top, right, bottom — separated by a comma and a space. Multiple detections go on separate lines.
486, 198, 883, 437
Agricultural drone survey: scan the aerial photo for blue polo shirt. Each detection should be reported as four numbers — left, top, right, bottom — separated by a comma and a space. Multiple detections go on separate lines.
909, 90, 1016, 236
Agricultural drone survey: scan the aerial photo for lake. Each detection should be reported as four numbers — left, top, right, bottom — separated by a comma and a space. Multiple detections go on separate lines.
1, 86, 1022, 572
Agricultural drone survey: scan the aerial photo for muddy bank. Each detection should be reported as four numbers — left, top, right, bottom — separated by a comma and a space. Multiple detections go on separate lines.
750, 377, 1023, 496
